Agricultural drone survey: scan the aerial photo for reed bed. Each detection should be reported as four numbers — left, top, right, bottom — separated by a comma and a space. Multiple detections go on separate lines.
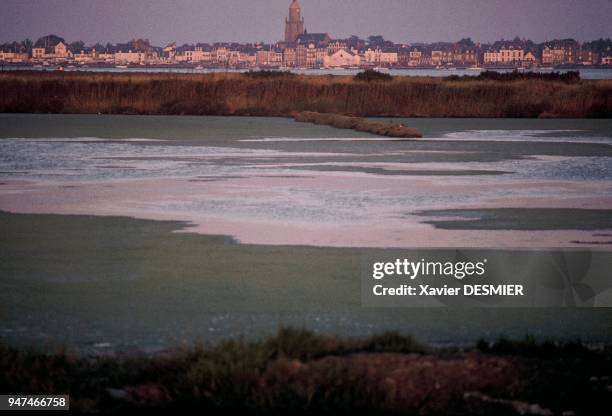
0, 71, 610, 118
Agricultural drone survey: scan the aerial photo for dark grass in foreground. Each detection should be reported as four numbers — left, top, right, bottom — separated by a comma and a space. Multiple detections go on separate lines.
2, 329, 611, 415
0, 70, 610, 118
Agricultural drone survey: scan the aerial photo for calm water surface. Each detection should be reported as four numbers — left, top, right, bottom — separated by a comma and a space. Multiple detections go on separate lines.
1, 114, 611, 352
6, 66, 612, 79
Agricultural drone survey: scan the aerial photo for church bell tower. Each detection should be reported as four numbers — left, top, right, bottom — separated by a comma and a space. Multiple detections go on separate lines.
285, 0, 305, 43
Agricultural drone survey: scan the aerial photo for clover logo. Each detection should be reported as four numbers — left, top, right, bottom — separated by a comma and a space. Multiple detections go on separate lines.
536, 251, 596, 307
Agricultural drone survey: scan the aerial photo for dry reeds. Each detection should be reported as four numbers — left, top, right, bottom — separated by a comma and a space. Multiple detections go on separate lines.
0, 71, 610, 118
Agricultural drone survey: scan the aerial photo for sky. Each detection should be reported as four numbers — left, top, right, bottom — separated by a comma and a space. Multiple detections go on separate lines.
1, 0, 610, 45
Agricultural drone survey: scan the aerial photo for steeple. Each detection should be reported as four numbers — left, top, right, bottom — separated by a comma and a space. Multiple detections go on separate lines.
285, 0, 305, 43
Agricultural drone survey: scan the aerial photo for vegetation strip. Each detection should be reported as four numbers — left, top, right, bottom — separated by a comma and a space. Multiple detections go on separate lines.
1, 328, 610, 414
0, 71, 610, 118
293, 111, 422, 138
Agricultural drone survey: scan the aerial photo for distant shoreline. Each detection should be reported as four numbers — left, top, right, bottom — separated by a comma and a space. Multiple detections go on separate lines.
1, 70, 610, 118
5, 62, 612, 71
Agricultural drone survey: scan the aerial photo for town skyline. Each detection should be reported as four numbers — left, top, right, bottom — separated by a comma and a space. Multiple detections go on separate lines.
1, 0, 611, 46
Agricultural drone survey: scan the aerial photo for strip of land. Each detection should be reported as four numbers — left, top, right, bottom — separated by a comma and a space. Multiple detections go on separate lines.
294, 111, 422, 138
0, 71, 610, 118
418, 208, 612, 231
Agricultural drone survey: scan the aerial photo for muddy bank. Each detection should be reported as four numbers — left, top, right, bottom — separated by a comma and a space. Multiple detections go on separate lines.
0, 71, 610, 118
293, 111, 422, 138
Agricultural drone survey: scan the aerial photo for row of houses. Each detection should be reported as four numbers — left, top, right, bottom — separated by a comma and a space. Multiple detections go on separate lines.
2, 35, 611, 68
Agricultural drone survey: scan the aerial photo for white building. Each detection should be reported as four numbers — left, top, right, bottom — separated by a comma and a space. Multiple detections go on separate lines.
214, 47, 228, 63
323, 49, 361, 68
178, 48, 212, 63
364, 48, 398, 65
256, 49, 283, 66
54, 41, 69, 58
0, 50, 28, 62
484, 48, 524, 64
74, 50, 97, 63
114, 50, 146, 64
523, 51, 537, 66
32, 47, 48, 59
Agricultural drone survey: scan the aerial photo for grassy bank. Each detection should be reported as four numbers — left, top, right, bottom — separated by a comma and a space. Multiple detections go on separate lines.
1, 328, 611, 414
0, 71, 610, 118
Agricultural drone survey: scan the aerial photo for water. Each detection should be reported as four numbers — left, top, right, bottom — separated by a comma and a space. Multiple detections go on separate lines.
1, 114, 612, 352
4, 64, 612, 79
1, 115, 611, 246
